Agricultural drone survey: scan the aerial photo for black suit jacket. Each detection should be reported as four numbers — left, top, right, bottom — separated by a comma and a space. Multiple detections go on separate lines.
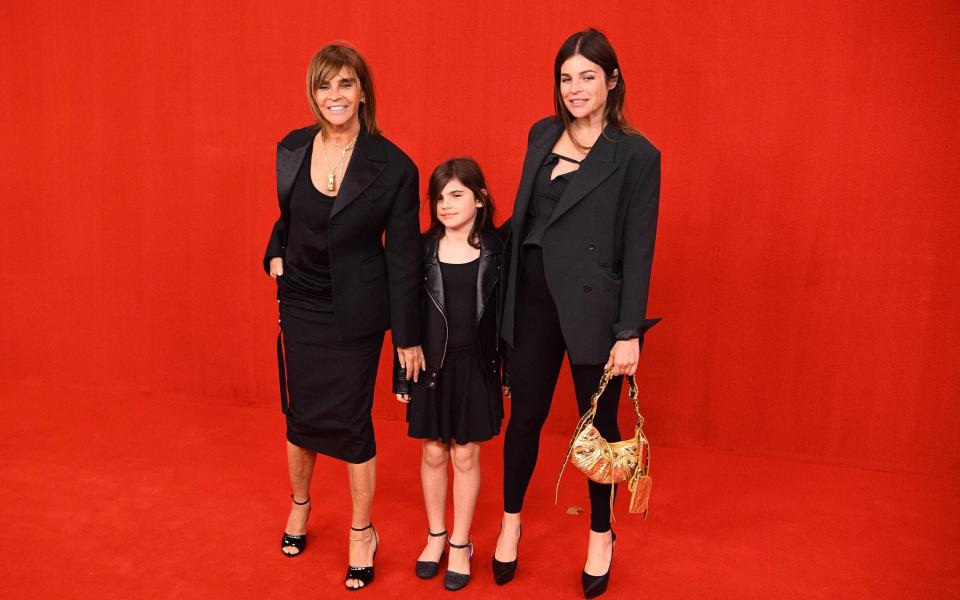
263, 124, 422, 346
501, 117, 661, 364
392, 228, 505, 395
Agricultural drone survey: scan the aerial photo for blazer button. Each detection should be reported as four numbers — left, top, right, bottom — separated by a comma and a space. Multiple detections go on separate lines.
431, 371, 438, 378
587, 244, 596, 251
583, 285, 592, 293
428, 382, 436, 389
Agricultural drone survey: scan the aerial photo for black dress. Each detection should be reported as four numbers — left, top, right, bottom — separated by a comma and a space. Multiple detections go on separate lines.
278, 141, 384, 463
406, 258, 503, 444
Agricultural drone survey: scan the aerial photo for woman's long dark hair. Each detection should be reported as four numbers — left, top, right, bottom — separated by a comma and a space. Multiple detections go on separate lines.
426, 158, 496, 249
553, 28, 639, 137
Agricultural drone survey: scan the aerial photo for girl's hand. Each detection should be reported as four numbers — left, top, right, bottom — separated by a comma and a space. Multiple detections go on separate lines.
395, 393, 410, 403
269, 257, 284, 278
604, 338, 640, 376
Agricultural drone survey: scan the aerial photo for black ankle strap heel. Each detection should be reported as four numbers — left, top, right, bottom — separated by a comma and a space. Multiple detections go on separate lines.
345, 523, 378, 591
415, 529, 448, 579
444, 539, 474, 591
280, 494, 311, 558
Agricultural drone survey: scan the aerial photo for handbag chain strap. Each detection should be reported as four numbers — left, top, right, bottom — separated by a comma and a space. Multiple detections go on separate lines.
555, 369, 644, 508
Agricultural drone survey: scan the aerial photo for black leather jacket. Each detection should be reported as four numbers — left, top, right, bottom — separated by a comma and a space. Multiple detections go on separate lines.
393, 229, 505, 395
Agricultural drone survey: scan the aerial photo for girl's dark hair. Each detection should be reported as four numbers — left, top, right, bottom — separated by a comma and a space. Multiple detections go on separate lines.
553, 28, 639, 137
426, 157, 496, 249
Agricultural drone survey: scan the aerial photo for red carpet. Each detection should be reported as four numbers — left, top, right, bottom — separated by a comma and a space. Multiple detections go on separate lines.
1, 379, 956, 599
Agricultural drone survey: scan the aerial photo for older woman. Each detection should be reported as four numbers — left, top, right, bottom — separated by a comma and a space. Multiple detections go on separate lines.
494, 29, 661, 598
263, 43, 424, 591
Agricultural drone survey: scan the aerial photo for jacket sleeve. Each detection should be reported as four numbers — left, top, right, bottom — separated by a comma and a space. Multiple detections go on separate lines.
262, 217, 286, 274
392, 347, 411, 395
612, 151, 662, 348
384, 165, 423, 348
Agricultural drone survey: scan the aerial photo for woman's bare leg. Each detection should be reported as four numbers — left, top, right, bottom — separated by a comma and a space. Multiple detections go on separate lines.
283, 441, 316, 556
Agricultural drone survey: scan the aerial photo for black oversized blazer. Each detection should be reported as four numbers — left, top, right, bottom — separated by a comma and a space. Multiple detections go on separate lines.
263, 124, 422, 347
392, 229, 504, 395
500, 117, 661, 365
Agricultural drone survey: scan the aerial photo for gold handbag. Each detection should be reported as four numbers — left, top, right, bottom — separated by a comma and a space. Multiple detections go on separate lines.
556, 369, 652, 522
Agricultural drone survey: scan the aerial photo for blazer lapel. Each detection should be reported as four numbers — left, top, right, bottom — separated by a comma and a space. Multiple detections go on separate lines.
511, 120, 564, 239
276, 132, 313, 213
548, 125, 624, 227
331, 131, 388, 219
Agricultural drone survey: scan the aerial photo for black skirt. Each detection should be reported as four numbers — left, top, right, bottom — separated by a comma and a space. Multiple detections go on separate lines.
279, 288, 383, 463
406, 343, 503, 444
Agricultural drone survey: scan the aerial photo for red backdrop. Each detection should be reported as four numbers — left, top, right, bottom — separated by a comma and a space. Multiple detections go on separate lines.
1, 1, 957, 473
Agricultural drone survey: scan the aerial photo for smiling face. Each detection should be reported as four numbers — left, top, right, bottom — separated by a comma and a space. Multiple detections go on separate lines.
434, 177, 484, 232
312, 67, 364, 128
559, 53, 618, 122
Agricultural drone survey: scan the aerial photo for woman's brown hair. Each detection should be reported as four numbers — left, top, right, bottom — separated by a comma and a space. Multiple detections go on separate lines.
306, 43, 379, 135
553, 28, 639, 138
426, 158, 496, 249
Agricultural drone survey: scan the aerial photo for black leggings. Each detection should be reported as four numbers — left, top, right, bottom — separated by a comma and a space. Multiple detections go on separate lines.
503, 247, 623, 532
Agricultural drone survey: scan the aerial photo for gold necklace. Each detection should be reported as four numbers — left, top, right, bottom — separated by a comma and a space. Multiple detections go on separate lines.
319, 129, 358, 192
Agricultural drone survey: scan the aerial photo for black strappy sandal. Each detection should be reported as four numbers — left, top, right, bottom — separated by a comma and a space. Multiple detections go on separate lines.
415, 529, 447, 579
280, 495, 311, 558
345, 523, 379, 591
444, 538, 474, 591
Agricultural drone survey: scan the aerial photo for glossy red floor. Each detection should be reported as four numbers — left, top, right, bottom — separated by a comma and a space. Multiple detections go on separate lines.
1, 380, 957, 599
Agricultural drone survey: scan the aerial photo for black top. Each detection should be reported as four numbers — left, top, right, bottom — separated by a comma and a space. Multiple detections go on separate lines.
440, 258, 480, 349
521, 153, 580, 247
279, 140, 335, 306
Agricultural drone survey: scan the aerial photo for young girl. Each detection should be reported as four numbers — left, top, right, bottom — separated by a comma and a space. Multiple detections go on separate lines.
393, 157, 505, 592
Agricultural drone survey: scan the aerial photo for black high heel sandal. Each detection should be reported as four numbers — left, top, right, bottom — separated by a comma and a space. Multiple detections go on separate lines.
491, 522, 522, 585
345, 523, 379, 591
280, 495, 311, 558
444, 539, 474, 591
415, 529, 447, 579
581, 531, 616, 599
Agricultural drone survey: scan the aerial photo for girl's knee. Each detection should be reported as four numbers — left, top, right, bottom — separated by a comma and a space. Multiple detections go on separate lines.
451, 443, 479, 472
422, 441, 450, 469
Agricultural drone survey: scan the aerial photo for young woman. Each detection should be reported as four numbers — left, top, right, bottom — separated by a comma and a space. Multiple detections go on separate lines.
495, 29, 662, 598
263, 43, 424, 591
393, 158, 505, 592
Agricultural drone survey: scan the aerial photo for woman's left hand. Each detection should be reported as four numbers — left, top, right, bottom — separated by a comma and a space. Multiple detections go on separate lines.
604, 338, 640, 376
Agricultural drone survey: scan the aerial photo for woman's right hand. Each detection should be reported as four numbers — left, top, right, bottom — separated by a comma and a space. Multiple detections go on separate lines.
269, 257, 284, 278
395, 393, 410, 403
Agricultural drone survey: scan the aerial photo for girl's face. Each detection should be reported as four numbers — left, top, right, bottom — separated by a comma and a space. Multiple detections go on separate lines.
435, 177, 483, 232
313, 67, 363, 128
559, 53, 617, 121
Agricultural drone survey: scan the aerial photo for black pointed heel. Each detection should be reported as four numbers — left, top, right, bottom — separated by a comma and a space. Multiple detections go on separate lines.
491, 522, 522, 585
345, 523, 378, 591
280, 495, 311, 557
581, 531, 616, 599
415, 529, 447, 579
444, 539, 474, 591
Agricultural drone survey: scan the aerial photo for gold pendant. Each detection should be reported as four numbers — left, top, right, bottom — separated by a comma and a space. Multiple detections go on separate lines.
327, 172, 335, 192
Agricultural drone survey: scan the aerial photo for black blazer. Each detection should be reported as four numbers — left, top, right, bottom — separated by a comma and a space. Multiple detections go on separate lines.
393, 229, 504, 395
263, 124, 422, 346
501, 117, 661, 365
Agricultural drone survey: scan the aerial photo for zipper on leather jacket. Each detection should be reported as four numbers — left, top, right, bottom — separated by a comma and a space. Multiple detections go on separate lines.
426, 287, 449, 369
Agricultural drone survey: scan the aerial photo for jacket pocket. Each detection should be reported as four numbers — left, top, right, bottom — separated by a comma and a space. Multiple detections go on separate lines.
364, 184, 391, 202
